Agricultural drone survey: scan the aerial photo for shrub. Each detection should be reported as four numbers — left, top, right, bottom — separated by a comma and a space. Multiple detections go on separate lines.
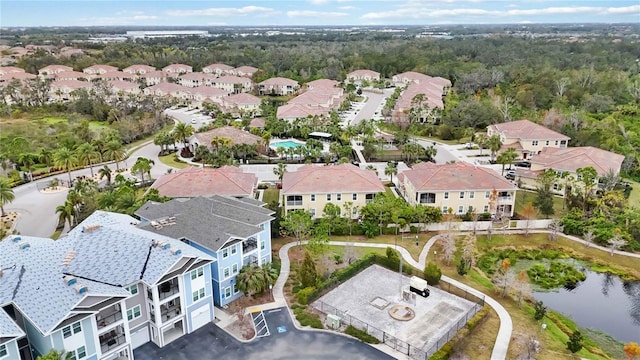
424, 262, 442, 285
293, 307, 323, 329
297, 286, 316, 305
345, 325, 380, 344
257, 183, 268, 189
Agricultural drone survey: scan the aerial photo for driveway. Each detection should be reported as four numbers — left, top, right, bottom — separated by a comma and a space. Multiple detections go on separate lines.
351, 89, 393, 125
133, 307, 393, 360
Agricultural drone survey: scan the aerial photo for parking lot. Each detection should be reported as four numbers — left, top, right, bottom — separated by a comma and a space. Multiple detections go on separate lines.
312, 265, 477, 353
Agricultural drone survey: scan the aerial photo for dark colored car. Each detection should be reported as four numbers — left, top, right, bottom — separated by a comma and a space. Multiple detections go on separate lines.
514, 161, 531, 168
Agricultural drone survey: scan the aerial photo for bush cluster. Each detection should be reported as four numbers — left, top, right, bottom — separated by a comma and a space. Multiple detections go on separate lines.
344, 325, 380, 344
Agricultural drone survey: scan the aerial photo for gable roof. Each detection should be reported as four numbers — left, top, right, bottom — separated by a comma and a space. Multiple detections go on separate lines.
276, 103, 329, 119
192, 126, 263, 148
530, 146, 625, 176
488, 119, 570, 141
0, 211, 212, 335
306, 79, 340, 89
136, 196, 273, 251
0, 309, 24, 339
282, 163, 385, 194
399, 162, 517, 191
151, 166, 258, 198
348, 69, 380, 78
259, 77, 299, 87
225, 92, 261, 106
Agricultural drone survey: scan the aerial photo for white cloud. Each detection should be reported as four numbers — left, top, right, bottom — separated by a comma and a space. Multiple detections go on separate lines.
166, 6, 279, 18
603, 5, 640, 14
287, 10, 349, 18
338, 6, 356, 10
309, 0, 331, 4
77, 15, 159, 26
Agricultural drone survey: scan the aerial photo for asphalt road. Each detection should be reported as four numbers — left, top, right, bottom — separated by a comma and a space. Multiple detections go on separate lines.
133, 307, 394, 360
352, 89, 392, 125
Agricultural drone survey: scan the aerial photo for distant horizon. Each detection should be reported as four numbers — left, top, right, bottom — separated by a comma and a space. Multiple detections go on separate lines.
2, 1, 639, 27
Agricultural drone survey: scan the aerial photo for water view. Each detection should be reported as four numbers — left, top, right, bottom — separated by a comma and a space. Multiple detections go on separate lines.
533, 270, 640, 343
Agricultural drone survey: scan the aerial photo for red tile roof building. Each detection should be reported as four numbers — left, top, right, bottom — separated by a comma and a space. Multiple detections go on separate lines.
151, 166, 258, 198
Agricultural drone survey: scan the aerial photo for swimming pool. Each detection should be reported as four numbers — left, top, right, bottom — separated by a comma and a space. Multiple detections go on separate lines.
270, 140, 304, 149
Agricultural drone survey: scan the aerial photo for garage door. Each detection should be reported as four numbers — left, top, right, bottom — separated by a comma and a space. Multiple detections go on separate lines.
191, 303, 211, 331
130, 326, 150, 349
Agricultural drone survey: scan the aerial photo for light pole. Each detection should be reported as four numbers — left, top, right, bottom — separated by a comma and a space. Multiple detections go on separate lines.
269, 284, 273, 302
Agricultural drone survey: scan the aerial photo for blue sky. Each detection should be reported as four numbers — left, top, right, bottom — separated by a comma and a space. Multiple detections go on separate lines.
2, 1, 639, 27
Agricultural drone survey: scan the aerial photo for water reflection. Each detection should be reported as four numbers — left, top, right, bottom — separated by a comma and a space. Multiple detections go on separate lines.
533, 270, 640, 343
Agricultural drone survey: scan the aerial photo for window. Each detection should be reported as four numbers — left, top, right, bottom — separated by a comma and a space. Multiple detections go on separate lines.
222, 248, 229, 258
365, 194, 375, 203
77, 346, 86, 359
469, 192, 475, 199
311, 194, 315, 201
193, 288, 205, 301
458, 206, 464, 214
418, 193, 436, 204
223, 267, 230, 278
352, 193, 357, 201
127, 284, 138, 295
230, 244, 237, 255
232, 263, 238, 275
532, 140, 539, 146
483, 205, 489, 212
310, 208, 316, 217
260, 240, 265, 250
233, 283, 239, 294
127, 305, 141, 321
224, 287, 232, 298
336, 193, 341, 201
326, 194, 331, 201
468, 206, 474, 212
441, 206, 448, 214
72, 321, 81, 334
68, 351, 76, 360
0, 345, 6, 357
546, 140, 549, 146
191, 267, 204, 280
259, 223, 265, 230
63, 326, 72, 338
286, 195, 302, 206
555, 140, 559, 145
485, 191, 490, 198
459, 192, 465, 199
444, 192, 449, 199
553, 183, 559, 191
352, 207, 357, 215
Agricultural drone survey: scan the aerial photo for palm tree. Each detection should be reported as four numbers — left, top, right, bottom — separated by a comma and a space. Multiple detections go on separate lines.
385, 162, 398, 183
487, 135, 503, 162
273, 163, 287, 183
55, 200, 74, 229
104, 140, 125, 170
98, 165, 112, 186
75, 143, 99, 178
17, 152, 38, 181
236, 263, 279, 297
497, 148, 519, 176
38, 148, 53, 167
53, 147, 77, 185
0, 178, 15, 217
173, 122, 195, 148
131, 157, 155, 184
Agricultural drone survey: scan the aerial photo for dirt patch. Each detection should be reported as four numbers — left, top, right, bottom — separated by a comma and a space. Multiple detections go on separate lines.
1, 212, 19, 233
224, 292, 273, 340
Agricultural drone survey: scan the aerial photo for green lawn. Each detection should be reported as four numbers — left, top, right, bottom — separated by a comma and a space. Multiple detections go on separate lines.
39, 116, 67, 124
157, 154, 189, 169
514, 189, 566, 218
627, 179, 640, 205
262, 188, 280, 204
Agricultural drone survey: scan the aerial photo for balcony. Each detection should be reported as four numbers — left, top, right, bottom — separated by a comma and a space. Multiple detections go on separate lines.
242, 238, 258, 253
243, 255, 259, 267
160, 299, 182, 323
100, 326, 126, 353
96, 305, 123, 330
497, 196, 513, 204
158, 279, 179, 301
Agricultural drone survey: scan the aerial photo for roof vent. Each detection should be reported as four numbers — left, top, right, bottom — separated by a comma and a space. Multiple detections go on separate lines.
150, 221, 163, 229
18, 241, 30, 250
64, 275, 77, 286
0, 269, 3, 278
82, 224, 101, 233
170, 248, 182, 256
62, 250, 77, 265
74, 284, 88, 295
11, 236, 21, 242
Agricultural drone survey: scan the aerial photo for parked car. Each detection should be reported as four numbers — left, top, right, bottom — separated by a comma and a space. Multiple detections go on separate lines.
505, 170, 516, 180
514, 161, 531, 168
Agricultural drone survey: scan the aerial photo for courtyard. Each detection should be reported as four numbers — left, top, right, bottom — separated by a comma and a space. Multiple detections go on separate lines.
312, 265, 479, 357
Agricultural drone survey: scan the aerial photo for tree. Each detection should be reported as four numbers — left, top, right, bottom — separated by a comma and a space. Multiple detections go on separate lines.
17, 152, 38, 181
56, 200, 75, 229
567, 331, 583, 354
384, 162, 398, 183
608, 230, 627, 256
440, 234, 456, 266
521, 202, 536, 237
322, 203, 341, 237
173, 122, 195, 147
548, 219, 564, 242
131, 157, 155, 184
281, 210, 313, 247
576, 166, 599, 212
37, 349, 71, 360
342, 201, 357, 238
496, 148, 518, 176
299, 251, 318, 288
104, 140, 125, 170
583, 229, 595, 248
0, 178, 15, 217
53, 147, 77, 185
456, 258, 468, 276
533, 301, 547, 320
98, 165, 112, 186
513, 271, 532, 305
75, 143, 99, 178
273, 163, 287, 183
423, 262, 442, 285
534, 169, 557, 217
236, 263, 278, 297
486, 135, 503, 162
624, 342, 640, 360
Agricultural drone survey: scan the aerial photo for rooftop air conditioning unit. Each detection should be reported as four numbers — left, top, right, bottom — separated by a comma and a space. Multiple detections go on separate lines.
64, 275, 77, 286
74, 284, 88, 295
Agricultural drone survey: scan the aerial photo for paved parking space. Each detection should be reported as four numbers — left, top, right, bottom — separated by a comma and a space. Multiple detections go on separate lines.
133, 306, 394, 360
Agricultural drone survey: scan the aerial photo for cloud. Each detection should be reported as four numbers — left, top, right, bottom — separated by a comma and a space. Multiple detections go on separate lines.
76, 15, 159, 26
338, 6, 356, 10
166, 6, 279, 18
309, 0, 331, 4
287, 10, 349, 18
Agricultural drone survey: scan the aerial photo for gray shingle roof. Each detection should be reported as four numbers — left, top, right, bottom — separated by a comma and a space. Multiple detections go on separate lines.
0, 308, 24, 338
136, 196, 273, 251
0, 211, 214, 335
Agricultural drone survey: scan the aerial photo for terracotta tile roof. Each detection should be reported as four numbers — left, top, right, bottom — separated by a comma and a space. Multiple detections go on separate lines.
488, 119, 570, 141
50, 79, 92, 90
193, 126, 264, 148
249, 118, 265, 128
394, 71, 433, 83
282, 163, 385, 194
347, 69, 380, 78
395, 82, 445, 109
188, 86, 228, 98
399, 162, 517, 191
214, 75, 252, 84
224, 93, 261, 106
162, 63, 192, 73
0, 66, 25, 75
234, 66, 258, 75
259, 77, 299, 87
151, 166, 257, 198
123, 64, 156, 73
83, 64, 118, 73
108, 80, 139, 91
138, 70, 166, 79
530, 146, 624, 176
288, 91, 333, 106
306, 79, 340, 89
39, 65, 73, 73
178, 72, 215, 81
94, 71, 131, 80
203, 63, 233, 71
276, 103, 329, 119
146, 82, 189, 93
432, 76, 452, 88
53, 71, 88, 80
0, 72, 36, 82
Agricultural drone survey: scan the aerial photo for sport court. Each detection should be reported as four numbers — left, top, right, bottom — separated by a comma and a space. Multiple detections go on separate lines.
312, 265, 477, 353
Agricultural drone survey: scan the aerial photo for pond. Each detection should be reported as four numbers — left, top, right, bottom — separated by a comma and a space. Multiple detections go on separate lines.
533, 270, 640, 343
